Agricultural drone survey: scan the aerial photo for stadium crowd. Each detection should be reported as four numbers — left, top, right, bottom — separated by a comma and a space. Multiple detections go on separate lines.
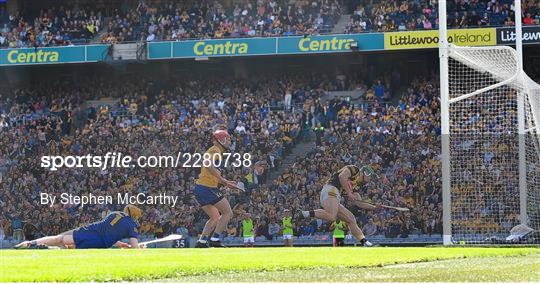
345, 0, 540, 33
2, 0, 540, 48
0, 69, 445, 244
0, 73, 315, 241
103, 0, 341, 43
0, 5, 103, 48
231, 75, 442, 240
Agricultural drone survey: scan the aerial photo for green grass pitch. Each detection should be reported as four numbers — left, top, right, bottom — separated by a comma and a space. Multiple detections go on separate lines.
1, 247, 539, 282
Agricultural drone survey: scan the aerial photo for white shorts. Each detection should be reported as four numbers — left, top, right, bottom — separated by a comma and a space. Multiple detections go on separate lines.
283, 234, 293, 240
244, 236, 255, 243
320, 184, 341, 206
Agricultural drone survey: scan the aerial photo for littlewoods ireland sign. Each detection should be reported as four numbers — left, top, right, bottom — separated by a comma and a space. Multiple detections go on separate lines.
384, 28, 496, 49
496, 26, 540, 44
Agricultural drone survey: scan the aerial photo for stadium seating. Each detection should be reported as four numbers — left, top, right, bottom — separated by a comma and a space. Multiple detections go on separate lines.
103, 0, 342, 43
0, 5, 103, 48
345, 0, 540, 33
0, 71, 445, 245
2, 0, 540, 48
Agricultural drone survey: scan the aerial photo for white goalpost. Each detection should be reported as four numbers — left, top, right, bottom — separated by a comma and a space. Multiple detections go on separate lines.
440, 0, 540, 244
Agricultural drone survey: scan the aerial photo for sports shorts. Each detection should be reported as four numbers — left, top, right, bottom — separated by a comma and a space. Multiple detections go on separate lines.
333, 237, 345, 247
320, 184, 341, 206
73, 227, 106, 249
194, 184, 224, 206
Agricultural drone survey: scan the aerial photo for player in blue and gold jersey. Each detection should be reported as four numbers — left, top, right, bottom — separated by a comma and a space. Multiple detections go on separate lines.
194, 130, 238, 248
15, 205, 143, 249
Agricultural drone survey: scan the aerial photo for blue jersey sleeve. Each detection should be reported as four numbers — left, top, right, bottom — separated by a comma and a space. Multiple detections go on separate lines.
127, 222, 138, 239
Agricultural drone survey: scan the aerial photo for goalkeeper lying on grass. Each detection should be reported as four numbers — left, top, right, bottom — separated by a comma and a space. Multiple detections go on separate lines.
15, 205, 144, 249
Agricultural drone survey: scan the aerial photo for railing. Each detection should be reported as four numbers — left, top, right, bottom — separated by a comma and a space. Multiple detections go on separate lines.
3, 24, 539, 51
292, 100, 390, 113
136, 41, 147, 62
0, 234, 443, 249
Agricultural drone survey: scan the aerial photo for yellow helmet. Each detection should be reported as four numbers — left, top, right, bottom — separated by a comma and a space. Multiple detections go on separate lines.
123, 205, 142, 220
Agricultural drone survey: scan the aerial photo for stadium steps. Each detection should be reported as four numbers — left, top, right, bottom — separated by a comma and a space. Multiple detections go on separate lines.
265, 139, 315, 186
332, 14, 351, 34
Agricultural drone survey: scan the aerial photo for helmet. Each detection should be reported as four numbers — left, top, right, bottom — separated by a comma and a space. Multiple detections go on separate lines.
212, 130, 231, 149
123, 204, 142, 220
349, 165, 361, 178
348, 165, 364, 184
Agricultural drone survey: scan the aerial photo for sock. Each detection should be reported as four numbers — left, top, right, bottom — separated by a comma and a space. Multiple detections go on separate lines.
359, 238, 367, 245
210, 232, 222, 242
301, 210, 310, 218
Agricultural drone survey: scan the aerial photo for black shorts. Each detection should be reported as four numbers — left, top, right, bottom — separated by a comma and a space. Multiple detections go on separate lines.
333, 237, 345, 246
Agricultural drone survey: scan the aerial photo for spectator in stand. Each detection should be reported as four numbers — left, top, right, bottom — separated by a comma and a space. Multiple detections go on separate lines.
227, 224, 237, 237
11, 215, 23, 241
374, 80, 385, 101
313, 122, 324, 146
523, 13, 535, 25
268, 219, 280, 240
362, 218, 378, 237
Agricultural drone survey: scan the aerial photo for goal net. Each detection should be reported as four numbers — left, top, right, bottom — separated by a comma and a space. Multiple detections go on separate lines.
447, 44, 540, 244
